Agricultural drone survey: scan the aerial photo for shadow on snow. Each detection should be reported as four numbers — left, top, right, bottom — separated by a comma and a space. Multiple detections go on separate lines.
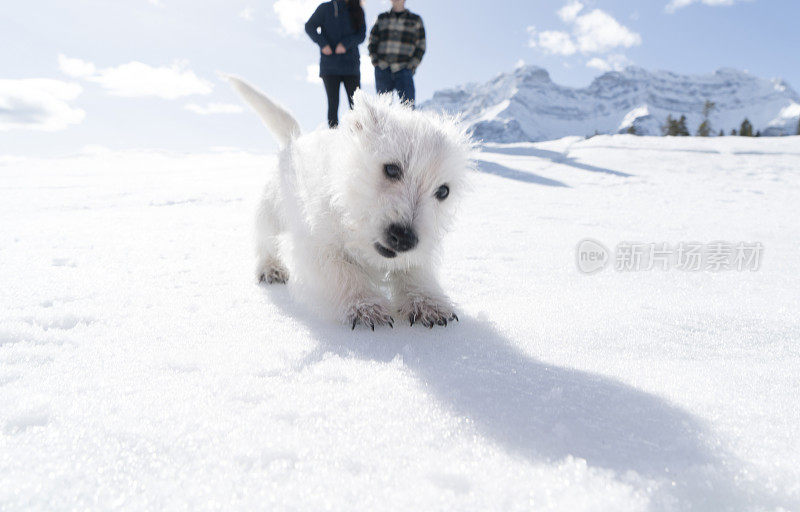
260, 286, 789, 509
474, 159, 570, 187
480, 145, 633, 178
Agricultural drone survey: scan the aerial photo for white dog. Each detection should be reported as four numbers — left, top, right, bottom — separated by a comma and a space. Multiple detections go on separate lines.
229, 77, 472, 329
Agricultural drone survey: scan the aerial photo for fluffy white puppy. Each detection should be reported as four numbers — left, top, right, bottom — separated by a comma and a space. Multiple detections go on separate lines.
229, 77, 472, 329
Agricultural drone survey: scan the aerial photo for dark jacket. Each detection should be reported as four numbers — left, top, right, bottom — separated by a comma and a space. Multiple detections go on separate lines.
305, 0, 366, 77
368, 9, 426, 73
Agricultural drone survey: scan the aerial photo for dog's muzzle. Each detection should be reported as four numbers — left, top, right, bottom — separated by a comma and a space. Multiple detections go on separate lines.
375, 223, 418, 258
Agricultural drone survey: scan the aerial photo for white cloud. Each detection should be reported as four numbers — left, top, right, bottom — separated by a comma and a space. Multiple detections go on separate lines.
586, 54, 631, 72
79, 144, 112, 155
529, 3, 641, 59
666, 0, 750, 12
0, 79, 85, 131
91, 61, 212, 99
538, 31, 578, 56
59, 56, 213, 99
58, 54, 96, 78
573, 9, 642, 54
273, 0, 320, 36
586, 58, 611, 72
148, 0, 163, 6
305, 60, 375, 86
185, 102, 244, 115
558, 1, 584, 22
526, 26, 537, 48
306, 64, 322, 85
239, 6, 254, 21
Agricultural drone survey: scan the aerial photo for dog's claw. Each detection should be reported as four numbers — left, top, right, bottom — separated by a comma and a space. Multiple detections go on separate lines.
403, 297, 457, 330
258, 266, 289, 285
347, 303, 393, 331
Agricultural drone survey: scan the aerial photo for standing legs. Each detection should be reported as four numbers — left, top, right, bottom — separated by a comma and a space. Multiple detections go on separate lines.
342, 75, 361, 110
373, 67, 415, 107
393, 68, 416, 107
375, 67, 393, 95
322, 75, 342, 128
322, 74, 361, 128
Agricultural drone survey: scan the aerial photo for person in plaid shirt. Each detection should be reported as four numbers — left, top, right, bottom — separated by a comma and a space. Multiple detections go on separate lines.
367, 0, 426, 106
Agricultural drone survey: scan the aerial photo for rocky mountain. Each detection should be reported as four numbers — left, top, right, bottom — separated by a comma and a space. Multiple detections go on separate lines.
421, 65, 800, 142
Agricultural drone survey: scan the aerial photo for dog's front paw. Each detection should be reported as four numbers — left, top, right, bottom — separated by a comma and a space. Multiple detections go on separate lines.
258, 265, 288, 285
401, 296, 458, 328
347, 302, 394, 331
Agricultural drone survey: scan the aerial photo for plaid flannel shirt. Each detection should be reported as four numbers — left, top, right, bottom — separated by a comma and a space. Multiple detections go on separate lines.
368, 10, 426, 73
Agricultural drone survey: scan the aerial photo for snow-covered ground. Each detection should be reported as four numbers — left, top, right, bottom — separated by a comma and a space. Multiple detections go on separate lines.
1, 136, 799, 511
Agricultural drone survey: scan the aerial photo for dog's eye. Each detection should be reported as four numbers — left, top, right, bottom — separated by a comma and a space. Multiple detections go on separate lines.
434, 184, 450, 201
383, 163, 402, 180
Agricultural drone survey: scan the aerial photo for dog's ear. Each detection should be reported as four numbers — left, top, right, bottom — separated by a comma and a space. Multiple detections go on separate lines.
346, 89, 388, 135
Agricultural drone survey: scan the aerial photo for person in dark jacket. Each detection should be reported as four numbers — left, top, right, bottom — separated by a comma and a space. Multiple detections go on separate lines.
305, 0, 366, 128
368, 0, 425, 106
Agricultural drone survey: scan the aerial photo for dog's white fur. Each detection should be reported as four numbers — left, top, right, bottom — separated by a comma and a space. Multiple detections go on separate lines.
229, 76, 472, 329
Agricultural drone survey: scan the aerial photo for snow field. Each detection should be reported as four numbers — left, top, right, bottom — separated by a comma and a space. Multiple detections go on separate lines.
1, 137, 799, 510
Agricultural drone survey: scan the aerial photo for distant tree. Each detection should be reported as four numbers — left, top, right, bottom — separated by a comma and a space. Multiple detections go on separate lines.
718, 129, 725, 137
626, 125, 638, 135
664, 115, 690, 136
796, 117, 800, 135
677, 115, 690, 136
662, 115, 675, 136
755, 130, 761, 137
731, 129, 738, 136
697, 100, 716, 137
703, 100, 716, 119
740, 118, 754, 137
697, 120, 712, 137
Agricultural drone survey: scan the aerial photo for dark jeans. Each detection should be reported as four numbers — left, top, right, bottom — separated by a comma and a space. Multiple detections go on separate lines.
322, 74, 360, 128
375, 67, 415, 106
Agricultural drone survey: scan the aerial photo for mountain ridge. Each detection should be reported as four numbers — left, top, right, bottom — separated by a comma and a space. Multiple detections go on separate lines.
421, 65, 800, 142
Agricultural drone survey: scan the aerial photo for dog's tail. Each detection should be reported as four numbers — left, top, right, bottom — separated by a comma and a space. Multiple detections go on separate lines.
226, 75, 301, 147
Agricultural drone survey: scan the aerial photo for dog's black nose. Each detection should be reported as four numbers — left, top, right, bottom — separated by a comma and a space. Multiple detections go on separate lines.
385, 223, 418, 252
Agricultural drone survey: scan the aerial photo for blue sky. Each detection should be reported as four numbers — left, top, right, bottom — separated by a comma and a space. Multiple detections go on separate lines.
2, 0, 798, 156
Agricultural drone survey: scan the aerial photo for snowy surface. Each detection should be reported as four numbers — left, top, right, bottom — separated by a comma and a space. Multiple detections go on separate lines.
422, 65, 800, 141
1, 136, 799, 510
